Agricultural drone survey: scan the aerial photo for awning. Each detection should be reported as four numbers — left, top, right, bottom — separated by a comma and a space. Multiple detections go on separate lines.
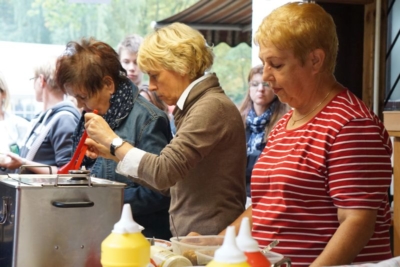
153, 0, 374, 47
153, 0, 253, 47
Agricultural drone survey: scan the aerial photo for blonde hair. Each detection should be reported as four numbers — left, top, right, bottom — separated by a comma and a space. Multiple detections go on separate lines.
137, 22, 214, 80
0, 72, 10, 109
255, 2, 338, 74
33, 56, 59, 91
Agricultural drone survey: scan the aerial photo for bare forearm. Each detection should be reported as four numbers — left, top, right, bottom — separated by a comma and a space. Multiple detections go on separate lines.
22, 159, 58, 174
1, 154, 58, 174
219, 206, 252, 235
114, 141, 133, 162
310, 209, 377, 267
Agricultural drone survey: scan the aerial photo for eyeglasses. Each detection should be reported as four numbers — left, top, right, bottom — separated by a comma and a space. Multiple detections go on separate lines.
249, 81, 269, 88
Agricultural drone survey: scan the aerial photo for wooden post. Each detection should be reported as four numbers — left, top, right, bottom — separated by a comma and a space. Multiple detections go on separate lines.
390, 132, 400, 256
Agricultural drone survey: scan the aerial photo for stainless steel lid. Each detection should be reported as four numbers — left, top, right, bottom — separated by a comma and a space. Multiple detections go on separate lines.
0, 171, 126, 188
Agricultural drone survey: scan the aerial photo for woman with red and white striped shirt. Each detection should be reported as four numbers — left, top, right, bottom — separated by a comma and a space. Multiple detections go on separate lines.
228, 2, 393, 266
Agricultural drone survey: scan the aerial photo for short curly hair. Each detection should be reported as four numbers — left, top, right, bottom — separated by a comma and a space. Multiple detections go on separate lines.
255, 2, 338, 74
56, 37, 125, 97
137, 22, 214, 80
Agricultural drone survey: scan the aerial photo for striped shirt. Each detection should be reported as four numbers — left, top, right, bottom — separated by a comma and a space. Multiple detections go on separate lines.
251, 89, 393, 267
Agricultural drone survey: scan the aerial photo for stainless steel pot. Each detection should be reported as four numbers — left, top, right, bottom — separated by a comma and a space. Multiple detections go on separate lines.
0, 171, 125, 267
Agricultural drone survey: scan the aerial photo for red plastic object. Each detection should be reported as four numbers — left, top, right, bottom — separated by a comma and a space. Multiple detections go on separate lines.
244, 251, 271, 267
58, 109, 98, 174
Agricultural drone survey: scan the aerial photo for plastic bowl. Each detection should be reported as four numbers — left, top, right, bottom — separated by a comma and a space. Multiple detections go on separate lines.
170, 236, 224, 265
195, 249, 215, 265
154, 239, 173, 250
147, 238, 173, 250
265, 251, 284, 265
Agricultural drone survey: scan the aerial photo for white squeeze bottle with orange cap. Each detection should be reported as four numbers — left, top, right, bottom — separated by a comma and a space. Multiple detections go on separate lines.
236, 218, 270, 267
206, 226, 251, 267
101, 203, 150, 267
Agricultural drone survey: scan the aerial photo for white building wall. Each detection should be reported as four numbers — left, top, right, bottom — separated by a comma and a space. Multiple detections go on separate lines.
0, 41, 65, 118
251, 0, 300, 66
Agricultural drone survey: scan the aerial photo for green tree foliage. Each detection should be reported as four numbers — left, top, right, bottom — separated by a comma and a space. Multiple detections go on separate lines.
212, 43, 251, 104
0, 0, 251, 104
1, 0, 199, 46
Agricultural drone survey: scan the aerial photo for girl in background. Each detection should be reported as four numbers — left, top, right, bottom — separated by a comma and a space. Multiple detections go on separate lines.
0, 57, 80, 174
238, 65, 289, 197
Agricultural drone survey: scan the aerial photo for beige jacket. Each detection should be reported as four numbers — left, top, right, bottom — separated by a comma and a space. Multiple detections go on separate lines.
138, 74, 247, 235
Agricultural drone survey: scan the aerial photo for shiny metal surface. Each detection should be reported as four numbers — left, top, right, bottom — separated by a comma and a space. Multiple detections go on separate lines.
272, 257, 292, 267
0, 174, 125, 267
262, 239, 279, 254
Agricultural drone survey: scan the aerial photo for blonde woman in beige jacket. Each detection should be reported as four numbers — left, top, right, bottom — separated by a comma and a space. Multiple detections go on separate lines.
81, 23, 248, 236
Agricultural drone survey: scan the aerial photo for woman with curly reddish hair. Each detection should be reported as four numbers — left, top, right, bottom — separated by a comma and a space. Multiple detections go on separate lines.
55, 38, 173, 240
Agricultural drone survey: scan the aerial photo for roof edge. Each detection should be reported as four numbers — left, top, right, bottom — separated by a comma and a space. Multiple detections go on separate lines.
153, 22, 251, 32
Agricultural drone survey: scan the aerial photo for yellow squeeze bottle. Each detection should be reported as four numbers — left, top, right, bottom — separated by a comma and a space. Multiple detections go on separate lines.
206, 226, 251, 267
101, 204, 150, 267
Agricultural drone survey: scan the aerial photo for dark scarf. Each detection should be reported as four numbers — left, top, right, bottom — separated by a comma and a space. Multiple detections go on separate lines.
72, 79, 134, 168
246, 98, 277, 153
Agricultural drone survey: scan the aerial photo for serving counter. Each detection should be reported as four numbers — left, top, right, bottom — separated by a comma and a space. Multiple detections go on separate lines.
389, 130, 400, 256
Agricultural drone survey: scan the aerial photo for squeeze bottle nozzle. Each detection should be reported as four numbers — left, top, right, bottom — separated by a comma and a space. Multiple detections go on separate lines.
236, 217, 270, 267
112, 203, 144, 234
206, 226, 250, 267
236, 217, 259, 252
